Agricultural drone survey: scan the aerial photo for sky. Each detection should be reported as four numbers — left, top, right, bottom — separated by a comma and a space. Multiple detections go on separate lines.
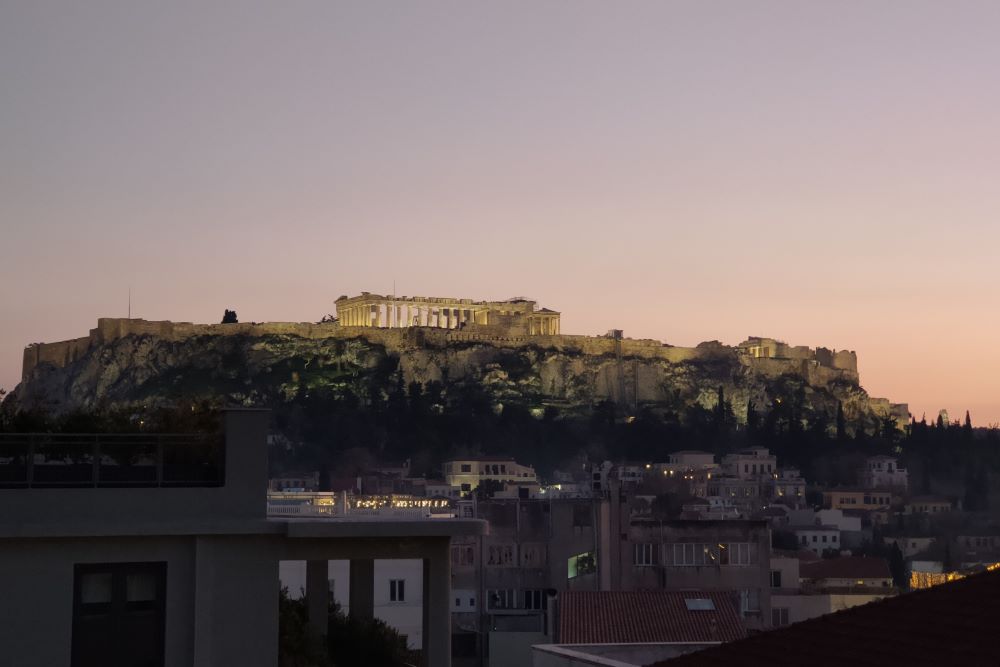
2, 1, 999, 424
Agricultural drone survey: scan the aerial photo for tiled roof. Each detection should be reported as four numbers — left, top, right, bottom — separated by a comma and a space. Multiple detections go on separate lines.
557, 591, 745, 644
800, 556, 891, 580
653, 569, 1000, 667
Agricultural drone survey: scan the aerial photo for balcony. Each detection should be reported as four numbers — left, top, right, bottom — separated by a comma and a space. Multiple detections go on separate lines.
0, 433, 224, 489
267, 492, 457, 519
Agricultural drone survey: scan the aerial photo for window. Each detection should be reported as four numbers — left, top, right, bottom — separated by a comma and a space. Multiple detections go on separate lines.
389, 579, 405, 602
740, 589, 760, 614
488, 589, 516, 610
831, 535, 838, 542
451, 544, 475, 568
772, 607, 789, 627
460, 483, 471, 492
523, 589, 547, 610
460, 464, 471, 473
770, 570, 782, 588
634, 543, 655, 566
719, 543, 752, 566
672, 543, 717, 566
684, 598, 715, 610
812, 535, 818, 543
822, 535, 828, 543
568, 552, 596, 578
520, 543, 547, 568
487, 545, 515, 567
72, 562, 166, 667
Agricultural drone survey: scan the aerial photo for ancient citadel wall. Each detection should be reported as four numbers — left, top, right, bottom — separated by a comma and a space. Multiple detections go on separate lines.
22, 318, 859, 386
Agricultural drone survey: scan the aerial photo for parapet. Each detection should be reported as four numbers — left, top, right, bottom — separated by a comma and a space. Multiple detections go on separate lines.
738, 337, 857, 373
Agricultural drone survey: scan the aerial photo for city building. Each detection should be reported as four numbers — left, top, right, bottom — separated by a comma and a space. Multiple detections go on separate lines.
661, 569, 1000, 667
0, 410, 485, 667
822, 489, 894, 511
721, 447, 777, 480
533, 590, 745, 667
793, 526, 841, 555
860, 455, 908, 490
768, 552, 895, 629
444, 457, 538, 493
903, 496, 954, 515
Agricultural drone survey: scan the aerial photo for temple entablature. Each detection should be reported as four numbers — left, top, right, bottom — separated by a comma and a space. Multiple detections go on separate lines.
334, 292, 560, 336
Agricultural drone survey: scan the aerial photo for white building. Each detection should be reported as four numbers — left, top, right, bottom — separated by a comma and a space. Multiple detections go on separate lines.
860, 456, 908, 490
281, 559, 425, 650
444, 457, 537, 492
722, 448, 777, 480
794, 526, 842, 555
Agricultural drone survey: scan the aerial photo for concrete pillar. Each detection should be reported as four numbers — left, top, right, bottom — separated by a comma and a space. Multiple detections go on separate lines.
306, 560, 329, 637
422, 539, 452, 667
349, 559, 375, 620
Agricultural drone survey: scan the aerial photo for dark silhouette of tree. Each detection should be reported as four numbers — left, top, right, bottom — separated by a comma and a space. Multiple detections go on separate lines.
222, 309, 238, 324
888, 543, 907, 588
836, 402, 846, 441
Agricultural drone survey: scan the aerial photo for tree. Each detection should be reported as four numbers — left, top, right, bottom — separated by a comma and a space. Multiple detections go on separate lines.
836, 401, 846, 441
888, 543, 907, 588
222, 309, 238, 324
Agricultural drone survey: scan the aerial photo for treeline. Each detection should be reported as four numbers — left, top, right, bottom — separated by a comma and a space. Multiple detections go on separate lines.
4, 369, 999, 498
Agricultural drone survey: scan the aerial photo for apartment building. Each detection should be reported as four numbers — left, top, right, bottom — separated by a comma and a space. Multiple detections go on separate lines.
0, 410, 485, 667
444, 457, 537, 493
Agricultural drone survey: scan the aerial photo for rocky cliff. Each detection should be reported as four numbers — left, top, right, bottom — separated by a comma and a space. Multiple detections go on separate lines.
8, 319, 903, 434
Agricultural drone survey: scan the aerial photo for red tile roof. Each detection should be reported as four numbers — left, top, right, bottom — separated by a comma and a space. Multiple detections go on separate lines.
558, 591, 746, 644
652, 569, 1000, 667
800, 556, 891, 580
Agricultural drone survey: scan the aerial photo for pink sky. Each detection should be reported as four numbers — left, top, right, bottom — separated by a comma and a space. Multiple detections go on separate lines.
2, 2, 999, 424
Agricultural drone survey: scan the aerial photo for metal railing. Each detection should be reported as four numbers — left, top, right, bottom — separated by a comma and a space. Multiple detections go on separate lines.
0, 433, 225, 489
266, 492, 456, 519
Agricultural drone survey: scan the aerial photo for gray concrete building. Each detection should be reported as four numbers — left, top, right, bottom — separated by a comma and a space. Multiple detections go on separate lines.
0, 410, 485, 667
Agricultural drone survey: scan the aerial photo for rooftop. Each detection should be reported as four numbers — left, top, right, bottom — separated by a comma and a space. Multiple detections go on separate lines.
800, 556, 892, 580
654, 569, 1000, 666
558, 590, 745, 644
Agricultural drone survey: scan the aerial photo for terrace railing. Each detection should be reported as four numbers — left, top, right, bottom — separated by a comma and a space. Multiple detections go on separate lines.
0, 433, 225, 489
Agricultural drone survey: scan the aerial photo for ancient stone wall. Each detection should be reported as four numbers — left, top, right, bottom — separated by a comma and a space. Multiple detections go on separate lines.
20, 317, 860, 386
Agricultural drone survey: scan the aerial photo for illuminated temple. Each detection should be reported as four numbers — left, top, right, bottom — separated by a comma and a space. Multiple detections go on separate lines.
335, 292, 560, 336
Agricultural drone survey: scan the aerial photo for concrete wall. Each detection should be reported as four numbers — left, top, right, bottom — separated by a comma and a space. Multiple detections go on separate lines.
1, 410, 269, 531
490, 631, 549, 667
0, 534, 280, 667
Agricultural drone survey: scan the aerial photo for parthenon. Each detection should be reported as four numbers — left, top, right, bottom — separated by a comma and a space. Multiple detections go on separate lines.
335, 293, 560, 335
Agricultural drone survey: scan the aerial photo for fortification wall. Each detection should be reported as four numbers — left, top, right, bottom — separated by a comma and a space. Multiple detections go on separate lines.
21, 336, 91, 381
21, 318, 860, 387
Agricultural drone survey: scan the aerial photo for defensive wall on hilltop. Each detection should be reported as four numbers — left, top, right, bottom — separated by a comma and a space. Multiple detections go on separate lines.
22, 318, 861, 388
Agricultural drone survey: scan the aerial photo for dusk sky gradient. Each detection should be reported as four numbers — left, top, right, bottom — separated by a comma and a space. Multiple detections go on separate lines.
2, 2, 999, 423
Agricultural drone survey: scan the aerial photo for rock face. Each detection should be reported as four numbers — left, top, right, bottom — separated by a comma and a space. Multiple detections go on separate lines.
8, 319, 903, 432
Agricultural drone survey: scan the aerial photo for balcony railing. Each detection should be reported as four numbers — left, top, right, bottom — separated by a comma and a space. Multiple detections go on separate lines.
266, 492, 456, 519
0, 433, 225, 488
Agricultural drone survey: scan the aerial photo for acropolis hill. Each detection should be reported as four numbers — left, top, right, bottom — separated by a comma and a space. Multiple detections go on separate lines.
12, 292, 907, 429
